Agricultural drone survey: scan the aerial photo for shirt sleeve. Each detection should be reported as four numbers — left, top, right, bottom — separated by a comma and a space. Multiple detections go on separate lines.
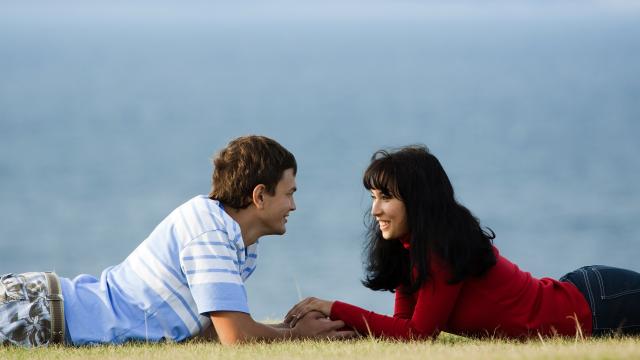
393, 286, 416, 319
330, 258, 463, 339
179, 230, 249, 315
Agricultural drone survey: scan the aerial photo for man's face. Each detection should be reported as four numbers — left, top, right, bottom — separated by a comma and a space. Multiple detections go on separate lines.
260, 168, 297, 235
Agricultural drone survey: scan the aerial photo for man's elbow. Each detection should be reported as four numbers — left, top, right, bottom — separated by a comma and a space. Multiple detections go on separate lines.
215, 324, 251, 345
210, 311, 257, 345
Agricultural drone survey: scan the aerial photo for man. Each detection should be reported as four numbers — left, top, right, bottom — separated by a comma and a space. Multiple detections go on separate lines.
0, 135, 353, 346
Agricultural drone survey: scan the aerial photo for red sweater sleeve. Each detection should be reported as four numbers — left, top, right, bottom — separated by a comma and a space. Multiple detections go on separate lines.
393, 286, 416, 319
330, 259, 463, 339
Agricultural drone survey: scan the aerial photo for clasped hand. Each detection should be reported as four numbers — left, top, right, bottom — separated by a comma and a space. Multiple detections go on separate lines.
284, 297, 333, 328
284, 297, 355, 339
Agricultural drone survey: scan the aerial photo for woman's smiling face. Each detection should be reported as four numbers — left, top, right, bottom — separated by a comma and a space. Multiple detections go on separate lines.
370, 189, 409, 240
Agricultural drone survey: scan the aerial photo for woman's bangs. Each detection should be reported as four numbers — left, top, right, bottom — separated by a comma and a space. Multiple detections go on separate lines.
363, 158, 400, 198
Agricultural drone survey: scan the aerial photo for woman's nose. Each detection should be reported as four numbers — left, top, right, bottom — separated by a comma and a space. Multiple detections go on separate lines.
371, 200, 382, 216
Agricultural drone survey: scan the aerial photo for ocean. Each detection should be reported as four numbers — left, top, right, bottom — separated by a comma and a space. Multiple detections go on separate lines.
1, 1, 639, 320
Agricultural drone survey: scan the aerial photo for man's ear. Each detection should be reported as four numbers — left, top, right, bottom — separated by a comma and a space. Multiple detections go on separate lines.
252, 184, 267, 209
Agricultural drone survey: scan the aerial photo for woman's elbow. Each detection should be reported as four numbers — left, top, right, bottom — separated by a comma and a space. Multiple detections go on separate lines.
396, 327, 439, 341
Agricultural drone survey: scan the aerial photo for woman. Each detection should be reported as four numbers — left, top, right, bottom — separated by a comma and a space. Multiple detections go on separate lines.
285, 145, 640, 339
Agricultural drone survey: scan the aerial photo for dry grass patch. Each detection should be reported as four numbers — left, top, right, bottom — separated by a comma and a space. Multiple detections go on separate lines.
1, 334, 639, 360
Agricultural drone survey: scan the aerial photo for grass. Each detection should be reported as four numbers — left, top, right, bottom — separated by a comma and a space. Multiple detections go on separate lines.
2, 333, 639, 360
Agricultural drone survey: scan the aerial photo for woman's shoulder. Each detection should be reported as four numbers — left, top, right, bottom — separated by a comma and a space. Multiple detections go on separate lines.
482, 245, 534, 282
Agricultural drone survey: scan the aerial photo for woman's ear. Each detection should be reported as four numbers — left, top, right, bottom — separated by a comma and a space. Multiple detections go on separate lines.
252, 184, 267, 209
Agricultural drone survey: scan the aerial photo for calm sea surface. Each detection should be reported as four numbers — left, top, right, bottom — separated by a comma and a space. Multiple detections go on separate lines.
1, 3, 639, 320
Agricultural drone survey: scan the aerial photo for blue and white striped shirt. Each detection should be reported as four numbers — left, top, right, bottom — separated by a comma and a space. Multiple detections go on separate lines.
60, 195, 258, 345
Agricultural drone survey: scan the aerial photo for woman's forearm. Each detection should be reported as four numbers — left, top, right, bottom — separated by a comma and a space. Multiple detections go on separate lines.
330, 301, 437, 339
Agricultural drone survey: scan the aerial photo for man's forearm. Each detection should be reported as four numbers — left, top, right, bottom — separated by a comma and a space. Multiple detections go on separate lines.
243, 320, 296, 342
268, 322, 290, 330
210, 311, 351, 344
210, 312, 297, 345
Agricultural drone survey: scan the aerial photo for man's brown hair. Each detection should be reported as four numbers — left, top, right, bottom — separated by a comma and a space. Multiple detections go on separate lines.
209, 135, 297, 209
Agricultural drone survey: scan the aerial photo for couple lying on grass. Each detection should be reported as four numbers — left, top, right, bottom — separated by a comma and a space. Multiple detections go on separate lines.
2, 135, 639, 347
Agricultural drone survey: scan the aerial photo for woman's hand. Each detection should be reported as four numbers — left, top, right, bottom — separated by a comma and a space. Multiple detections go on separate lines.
284, 297, 334, 327
290, 311, 355, 340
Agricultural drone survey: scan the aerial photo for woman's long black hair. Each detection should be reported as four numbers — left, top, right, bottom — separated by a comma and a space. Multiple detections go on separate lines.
362, 145, 497, 293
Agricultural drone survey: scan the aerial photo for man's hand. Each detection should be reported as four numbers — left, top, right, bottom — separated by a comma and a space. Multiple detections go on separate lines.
290, 311, 355, 339
284, 297, 334, 327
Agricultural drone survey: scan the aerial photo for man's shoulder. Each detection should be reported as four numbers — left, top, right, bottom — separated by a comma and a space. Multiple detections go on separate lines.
143, 195, 245, 253
178, 195, 225, 223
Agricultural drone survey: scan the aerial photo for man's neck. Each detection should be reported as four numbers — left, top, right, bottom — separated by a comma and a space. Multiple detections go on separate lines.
223, 205, 262, 247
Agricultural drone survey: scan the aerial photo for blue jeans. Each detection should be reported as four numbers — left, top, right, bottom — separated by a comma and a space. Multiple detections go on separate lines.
560, 265, 640, 336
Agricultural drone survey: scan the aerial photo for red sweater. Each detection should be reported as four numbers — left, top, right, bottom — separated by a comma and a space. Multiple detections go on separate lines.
330, 245, 592, 339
